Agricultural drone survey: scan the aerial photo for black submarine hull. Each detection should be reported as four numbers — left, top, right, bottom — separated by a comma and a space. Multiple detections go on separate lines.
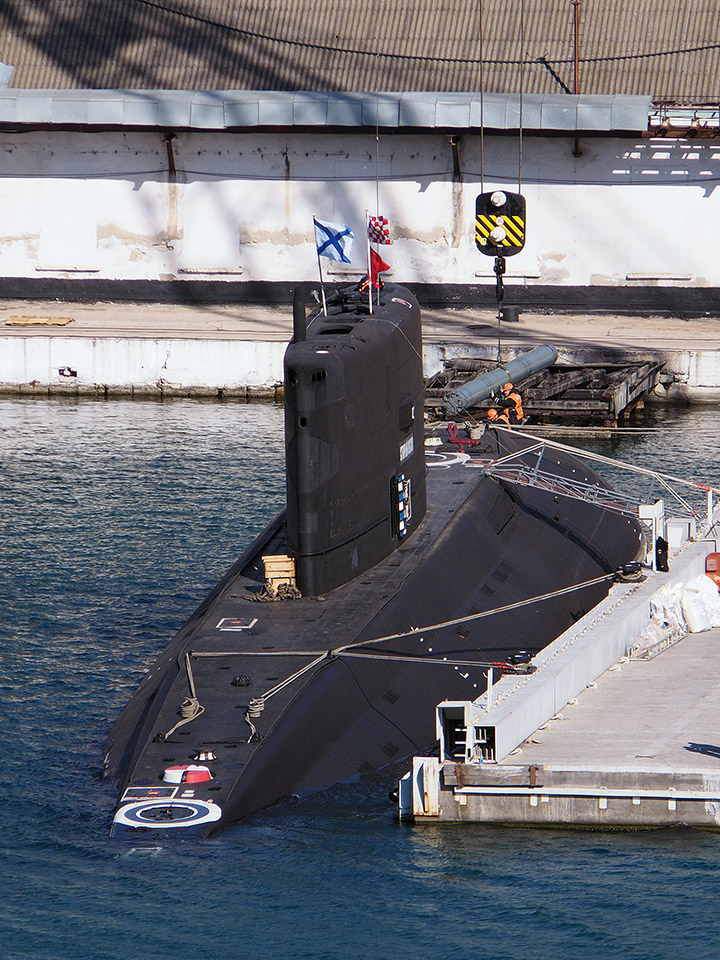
106, 285, 643, 837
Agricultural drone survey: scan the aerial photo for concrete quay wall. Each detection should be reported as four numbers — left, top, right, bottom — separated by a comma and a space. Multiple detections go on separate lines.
435, 765, 720, 829
0, 335, 287, 398
1, 332, 720, 400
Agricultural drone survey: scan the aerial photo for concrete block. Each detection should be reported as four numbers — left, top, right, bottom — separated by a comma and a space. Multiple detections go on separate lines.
190, 100, 226, 129
576, 96, 614, 131
157, 94, 192, 127
469, 94, 508, 129
21, 95, 53, 124
122, 97, 160, 127
435, 98, 471, 128
541, 97, 578, 130
258, 96, 294, 126
88, 98, 124, 124
0, 94, 17, 123
514, 94, 543, 129
52, 98, 87, 124
362, 97, 400, 127
224, 98, 260, 126
611, 95, 653, 130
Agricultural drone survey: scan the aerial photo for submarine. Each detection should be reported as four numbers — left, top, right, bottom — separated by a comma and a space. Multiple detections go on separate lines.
105, 283, 644, 837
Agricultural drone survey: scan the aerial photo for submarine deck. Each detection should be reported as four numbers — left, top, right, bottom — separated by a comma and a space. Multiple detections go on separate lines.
109, 425, 643, 833
110, 439, 492, 804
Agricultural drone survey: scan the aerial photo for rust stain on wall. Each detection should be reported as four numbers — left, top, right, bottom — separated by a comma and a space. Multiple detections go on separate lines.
97, 224, 183, 246
450, 180, 463, 249
239, 228, 309, 246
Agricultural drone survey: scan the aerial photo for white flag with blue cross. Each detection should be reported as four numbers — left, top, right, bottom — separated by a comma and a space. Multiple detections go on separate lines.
313, 217, 354, 263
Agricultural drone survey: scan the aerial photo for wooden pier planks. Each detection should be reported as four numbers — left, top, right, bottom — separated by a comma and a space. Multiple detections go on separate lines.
427, 359, 665, 425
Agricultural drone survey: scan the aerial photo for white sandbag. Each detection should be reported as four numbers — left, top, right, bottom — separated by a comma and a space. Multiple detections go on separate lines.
680, 575, 720, 632
649, 581, 686, 634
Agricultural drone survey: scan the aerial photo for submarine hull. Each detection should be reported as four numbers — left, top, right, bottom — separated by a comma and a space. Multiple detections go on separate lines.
106, 285, 643, 837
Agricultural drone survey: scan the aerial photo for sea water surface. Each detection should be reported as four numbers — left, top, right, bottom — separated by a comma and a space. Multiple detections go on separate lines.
3, 397, 720, 960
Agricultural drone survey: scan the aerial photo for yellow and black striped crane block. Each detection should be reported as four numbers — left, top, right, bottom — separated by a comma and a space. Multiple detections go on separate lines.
475, 191, 526, 257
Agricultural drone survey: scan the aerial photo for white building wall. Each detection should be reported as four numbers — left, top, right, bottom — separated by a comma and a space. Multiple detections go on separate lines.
1, 129, 718, 287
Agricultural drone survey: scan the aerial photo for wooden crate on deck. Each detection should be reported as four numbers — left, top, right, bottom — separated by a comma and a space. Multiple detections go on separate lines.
262, 554, 297, 590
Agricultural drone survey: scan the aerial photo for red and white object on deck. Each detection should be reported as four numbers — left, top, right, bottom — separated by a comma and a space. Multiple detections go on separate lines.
162, 764, 213, 784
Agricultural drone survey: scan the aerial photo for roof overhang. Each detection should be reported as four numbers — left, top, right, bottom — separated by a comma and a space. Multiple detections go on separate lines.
0, 90, 653, 134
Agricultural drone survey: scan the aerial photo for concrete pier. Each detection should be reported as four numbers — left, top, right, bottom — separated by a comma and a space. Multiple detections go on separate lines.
1, 298, 719, 399
401, 533, 720, 829
416, 625, 720, 829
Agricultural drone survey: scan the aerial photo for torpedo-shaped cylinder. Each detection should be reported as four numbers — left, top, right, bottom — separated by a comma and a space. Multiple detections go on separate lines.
442, 344, 558, 416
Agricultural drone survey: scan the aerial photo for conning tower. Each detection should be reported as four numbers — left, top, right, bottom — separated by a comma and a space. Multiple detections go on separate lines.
284, 285, 427, 597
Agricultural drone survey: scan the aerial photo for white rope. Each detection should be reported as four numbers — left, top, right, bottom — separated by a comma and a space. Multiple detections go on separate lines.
342, 651, 517, 669
261, 653, 330, 700
336, 573, 615, 653
161, 655, 205, 739
190, 573, 617, 716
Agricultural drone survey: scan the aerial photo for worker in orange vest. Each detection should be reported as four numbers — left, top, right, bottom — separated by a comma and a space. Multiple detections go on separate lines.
495, 381, 524, 424
487, 407, 511, 427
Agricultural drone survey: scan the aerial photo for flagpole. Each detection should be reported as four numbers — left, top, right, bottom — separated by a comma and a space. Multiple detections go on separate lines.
374, 106, 381, 309
365, 209, 372, 315
314, 216, 328, 316
316, 250, 327, 316
376, 251, 380, 309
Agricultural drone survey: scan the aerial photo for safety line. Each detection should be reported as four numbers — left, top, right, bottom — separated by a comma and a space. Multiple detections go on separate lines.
191, 649, 523, 672
336, 573, 615, 652
505, 427, 720, 496
189, 573, 616, 716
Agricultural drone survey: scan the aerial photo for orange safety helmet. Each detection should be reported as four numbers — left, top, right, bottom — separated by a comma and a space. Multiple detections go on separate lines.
502, 382, 513, 394
487, 408, 499, 420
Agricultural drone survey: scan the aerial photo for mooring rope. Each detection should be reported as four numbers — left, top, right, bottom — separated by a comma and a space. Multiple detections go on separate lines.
159, 653, 205, 740
172, 571, 621, 741
336, 573, 616, 653
191, 573, 620, 724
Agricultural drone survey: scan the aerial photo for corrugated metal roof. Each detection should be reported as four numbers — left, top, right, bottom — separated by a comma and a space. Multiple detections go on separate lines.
0, 90, 652, 131
1, 0, 718, 100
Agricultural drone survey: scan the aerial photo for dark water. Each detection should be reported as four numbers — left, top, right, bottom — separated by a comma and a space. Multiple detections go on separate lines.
3, 397, 720, 960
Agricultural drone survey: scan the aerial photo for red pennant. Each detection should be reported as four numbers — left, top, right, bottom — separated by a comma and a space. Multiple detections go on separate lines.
369, 247, 390, 287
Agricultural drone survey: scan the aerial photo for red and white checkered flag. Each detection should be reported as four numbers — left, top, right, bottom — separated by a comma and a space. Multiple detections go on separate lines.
367, 215, 392, 244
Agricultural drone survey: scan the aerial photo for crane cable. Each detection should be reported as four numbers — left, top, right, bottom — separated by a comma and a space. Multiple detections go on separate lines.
518, 0, 524, 193
479, 0, 485, 193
